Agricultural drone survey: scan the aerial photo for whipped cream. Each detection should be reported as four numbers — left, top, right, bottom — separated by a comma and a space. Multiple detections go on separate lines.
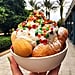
16, 10, 58, 46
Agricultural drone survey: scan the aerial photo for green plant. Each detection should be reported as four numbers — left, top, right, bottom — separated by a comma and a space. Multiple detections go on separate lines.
0, 36, 11, 52
0, 0, 30, 35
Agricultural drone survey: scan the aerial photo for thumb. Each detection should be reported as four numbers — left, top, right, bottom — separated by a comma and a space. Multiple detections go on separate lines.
8, 55, 23, 75
48, 65, 60, 75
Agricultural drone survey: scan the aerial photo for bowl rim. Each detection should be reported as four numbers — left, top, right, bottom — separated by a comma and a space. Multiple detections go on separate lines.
10, 41, 68, 59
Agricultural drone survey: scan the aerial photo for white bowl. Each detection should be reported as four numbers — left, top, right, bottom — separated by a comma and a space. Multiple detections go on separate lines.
10, 42, 68, 72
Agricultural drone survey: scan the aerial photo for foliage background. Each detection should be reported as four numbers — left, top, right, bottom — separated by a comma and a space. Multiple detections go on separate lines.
0, 0, 30, 35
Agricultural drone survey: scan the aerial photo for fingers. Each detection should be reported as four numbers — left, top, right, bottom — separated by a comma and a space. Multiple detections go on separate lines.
29, 65, 60, 75
48, 65, 60, 75
8, 55, 23, 75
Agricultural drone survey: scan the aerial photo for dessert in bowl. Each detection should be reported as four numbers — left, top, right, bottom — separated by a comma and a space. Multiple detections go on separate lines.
10, 10, 68, 72
10, 42, 68, 72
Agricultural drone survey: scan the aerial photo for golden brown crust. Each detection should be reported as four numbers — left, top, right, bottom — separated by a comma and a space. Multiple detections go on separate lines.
12, 38, 33, 57
58, 27, 68, 42
32, 41, 61, 57
32, 44, 54, 57
11, 31, 17, 44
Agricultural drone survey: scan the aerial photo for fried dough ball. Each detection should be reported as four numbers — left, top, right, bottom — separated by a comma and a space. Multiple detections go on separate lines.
58, 27, 68, 42
32, 43, 61, 57
12, 38, 33, 57
32, 37, 64, 57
